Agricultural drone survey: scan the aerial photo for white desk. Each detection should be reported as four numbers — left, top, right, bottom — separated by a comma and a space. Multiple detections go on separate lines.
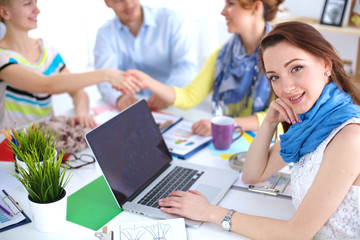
0, 90, 296, 239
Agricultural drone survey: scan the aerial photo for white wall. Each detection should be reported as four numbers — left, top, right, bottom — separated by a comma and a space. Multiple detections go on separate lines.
282, 0, 324, 18
31, 0, 114, 72
31, 0, 227, 73
27, 0, 358, 74
281, 0, 358, 75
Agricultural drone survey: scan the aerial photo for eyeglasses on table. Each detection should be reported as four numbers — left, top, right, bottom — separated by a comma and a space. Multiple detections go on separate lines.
61, 153, 96, 169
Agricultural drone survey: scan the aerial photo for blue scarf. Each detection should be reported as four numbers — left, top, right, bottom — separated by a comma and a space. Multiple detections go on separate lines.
280, 82, 360, 163
212, 23, 272, 116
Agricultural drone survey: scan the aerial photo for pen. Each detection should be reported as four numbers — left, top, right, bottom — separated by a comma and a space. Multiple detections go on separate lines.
1, 129, 11, 141
0, 203, 13, 217
159, 120, 173, 130
5, 129, 12, 139
11, 134, 18, 147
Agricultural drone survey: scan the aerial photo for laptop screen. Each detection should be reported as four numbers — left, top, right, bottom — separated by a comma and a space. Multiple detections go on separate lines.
86, 100, 172, 206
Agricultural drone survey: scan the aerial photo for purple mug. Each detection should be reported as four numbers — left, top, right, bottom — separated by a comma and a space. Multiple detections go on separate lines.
211, 116, 244, 150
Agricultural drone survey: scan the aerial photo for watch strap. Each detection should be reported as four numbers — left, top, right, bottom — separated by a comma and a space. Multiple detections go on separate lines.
221, 209, 236, 231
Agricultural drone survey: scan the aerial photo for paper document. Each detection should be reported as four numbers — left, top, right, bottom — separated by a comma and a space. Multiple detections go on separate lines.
93, 108, 182, 133
162, 120, 212, 159
0, 191, 25, 229
92, 105, 117, 115
94, 110, 119, 125
119, 218, 187, 240
0, 169, 21, 193
233, 172, 292, 198
151, 111, 182, 133
230, 152, 292, 198
207, 132, 250, 156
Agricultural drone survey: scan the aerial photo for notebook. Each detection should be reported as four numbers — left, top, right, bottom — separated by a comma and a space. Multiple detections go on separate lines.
0, 190, 31, 232
85, 100, 238, 228
162, 119, 212, 159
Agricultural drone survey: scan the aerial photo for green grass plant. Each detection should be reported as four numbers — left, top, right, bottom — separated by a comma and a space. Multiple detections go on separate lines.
4, 123, 71, 203
11, 149, 71, 203
7, 123, 57, 163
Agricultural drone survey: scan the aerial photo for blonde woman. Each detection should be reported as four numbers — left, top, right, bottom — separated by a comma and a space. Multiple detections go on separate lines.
128, 0, 285, 136
0, 0, 142, 129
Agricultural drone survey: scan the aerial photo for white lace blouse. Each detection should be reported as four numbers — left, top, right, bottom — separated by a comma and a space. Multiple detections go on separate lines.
291, 118, 360, 239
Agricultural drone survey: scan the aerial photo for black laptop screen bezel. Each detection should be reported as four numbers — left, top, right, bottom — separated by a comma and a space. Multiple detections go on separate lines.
86, 100, 173, 206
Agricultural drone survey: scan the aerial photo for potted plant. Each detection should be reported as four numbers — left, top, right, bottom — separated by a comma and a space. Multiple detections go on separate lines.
4, 125, 71, 232
3, 123, 58, 172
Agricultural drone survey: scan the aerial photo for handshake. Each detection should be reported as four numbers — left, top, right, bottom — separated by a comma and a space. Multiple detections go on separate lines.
106, 69, 172, 111
107, 69, 148, 96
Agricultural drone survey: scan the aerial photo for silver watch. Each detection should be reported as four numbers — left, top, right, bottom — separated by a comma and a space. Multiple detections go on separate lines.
221, 209, 235, 231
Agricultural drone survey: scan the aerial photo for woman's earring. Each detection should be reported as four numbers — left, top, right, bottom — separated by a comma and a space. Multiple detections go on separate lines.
326, 71, 331, 77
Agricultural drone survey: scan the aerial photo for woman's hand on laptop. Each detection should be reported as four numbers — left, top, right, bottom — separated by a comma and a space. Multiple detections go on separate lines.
158, 190, 213, 222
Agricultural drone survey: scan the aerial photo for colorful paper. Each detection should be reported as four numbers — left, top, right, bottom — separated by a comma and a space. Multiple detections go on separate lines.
0, 139, 14, 162
92, 105, 117, 115
242, 132, 255, 144
208, 132, 253, 156
67, 176, 122, 231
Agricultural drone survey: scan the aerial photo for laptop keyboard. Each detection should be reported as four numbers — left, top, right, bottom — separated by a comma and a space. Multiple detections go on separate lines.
137, 166, 204, 208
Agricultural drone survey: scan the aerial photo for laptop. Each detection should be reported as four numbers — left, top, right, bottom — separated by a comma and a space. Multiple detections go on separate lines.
85, 100, 238, 228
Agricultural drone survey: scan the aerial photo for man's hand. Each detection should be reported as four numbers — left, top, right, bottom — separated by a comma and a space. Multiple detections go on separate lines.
116, 95, 138, 111
104, 69, 143, 95
147, 95, 171, 110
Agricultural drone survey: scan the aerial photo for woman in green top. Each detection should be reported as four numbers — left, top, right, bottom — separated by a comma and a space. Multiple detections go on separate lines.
128, 0, 284, 136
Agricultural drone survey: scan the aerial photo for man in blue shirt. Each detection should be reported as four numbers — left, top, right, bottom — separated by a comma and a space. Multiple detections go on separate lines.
94, 0, 197, 110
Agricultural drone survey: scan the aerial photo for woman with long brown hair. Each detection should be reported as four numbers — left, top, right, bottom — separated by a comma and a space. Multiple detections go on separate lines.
158, 21, 360, 239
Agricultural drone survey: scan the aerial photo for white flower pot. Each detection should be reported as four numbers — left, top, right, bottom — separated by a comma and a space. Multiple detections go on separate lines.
28, 190, 67, 232
15, 150, 58, 173
15, 156, 28, 173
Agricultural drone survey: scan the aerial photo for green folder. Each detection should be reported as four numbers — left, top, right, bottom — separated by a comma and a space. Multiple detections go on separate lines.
66, 175, 122, 230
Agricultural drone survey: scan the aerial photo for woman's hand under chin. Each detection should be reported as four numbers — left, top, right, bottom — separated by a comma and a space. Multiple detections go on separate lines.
266, 98, 300, 126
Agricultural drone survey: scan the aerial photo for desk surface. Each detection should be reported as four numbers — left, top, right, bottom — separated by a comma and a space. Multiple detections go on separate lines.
0, 90, 296, 239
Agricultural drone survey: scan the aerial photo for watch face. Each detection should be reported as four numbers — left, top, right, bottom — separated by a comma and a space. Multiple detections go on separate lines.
222, 221, 230, 230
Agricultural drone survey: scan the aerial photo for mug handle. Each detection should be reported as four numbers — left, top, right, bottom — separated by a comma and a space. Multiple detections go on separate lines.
232, 126, 244, 143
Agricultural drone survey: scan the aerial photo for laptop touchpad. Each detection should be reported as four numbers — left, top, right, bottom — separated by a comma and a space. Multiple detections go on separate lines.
195, 184, 221, 202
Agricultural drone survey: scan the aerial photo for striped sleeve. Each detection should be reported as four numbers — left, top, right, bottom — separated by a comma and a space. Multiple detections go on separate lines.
0, 56, 18, 71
